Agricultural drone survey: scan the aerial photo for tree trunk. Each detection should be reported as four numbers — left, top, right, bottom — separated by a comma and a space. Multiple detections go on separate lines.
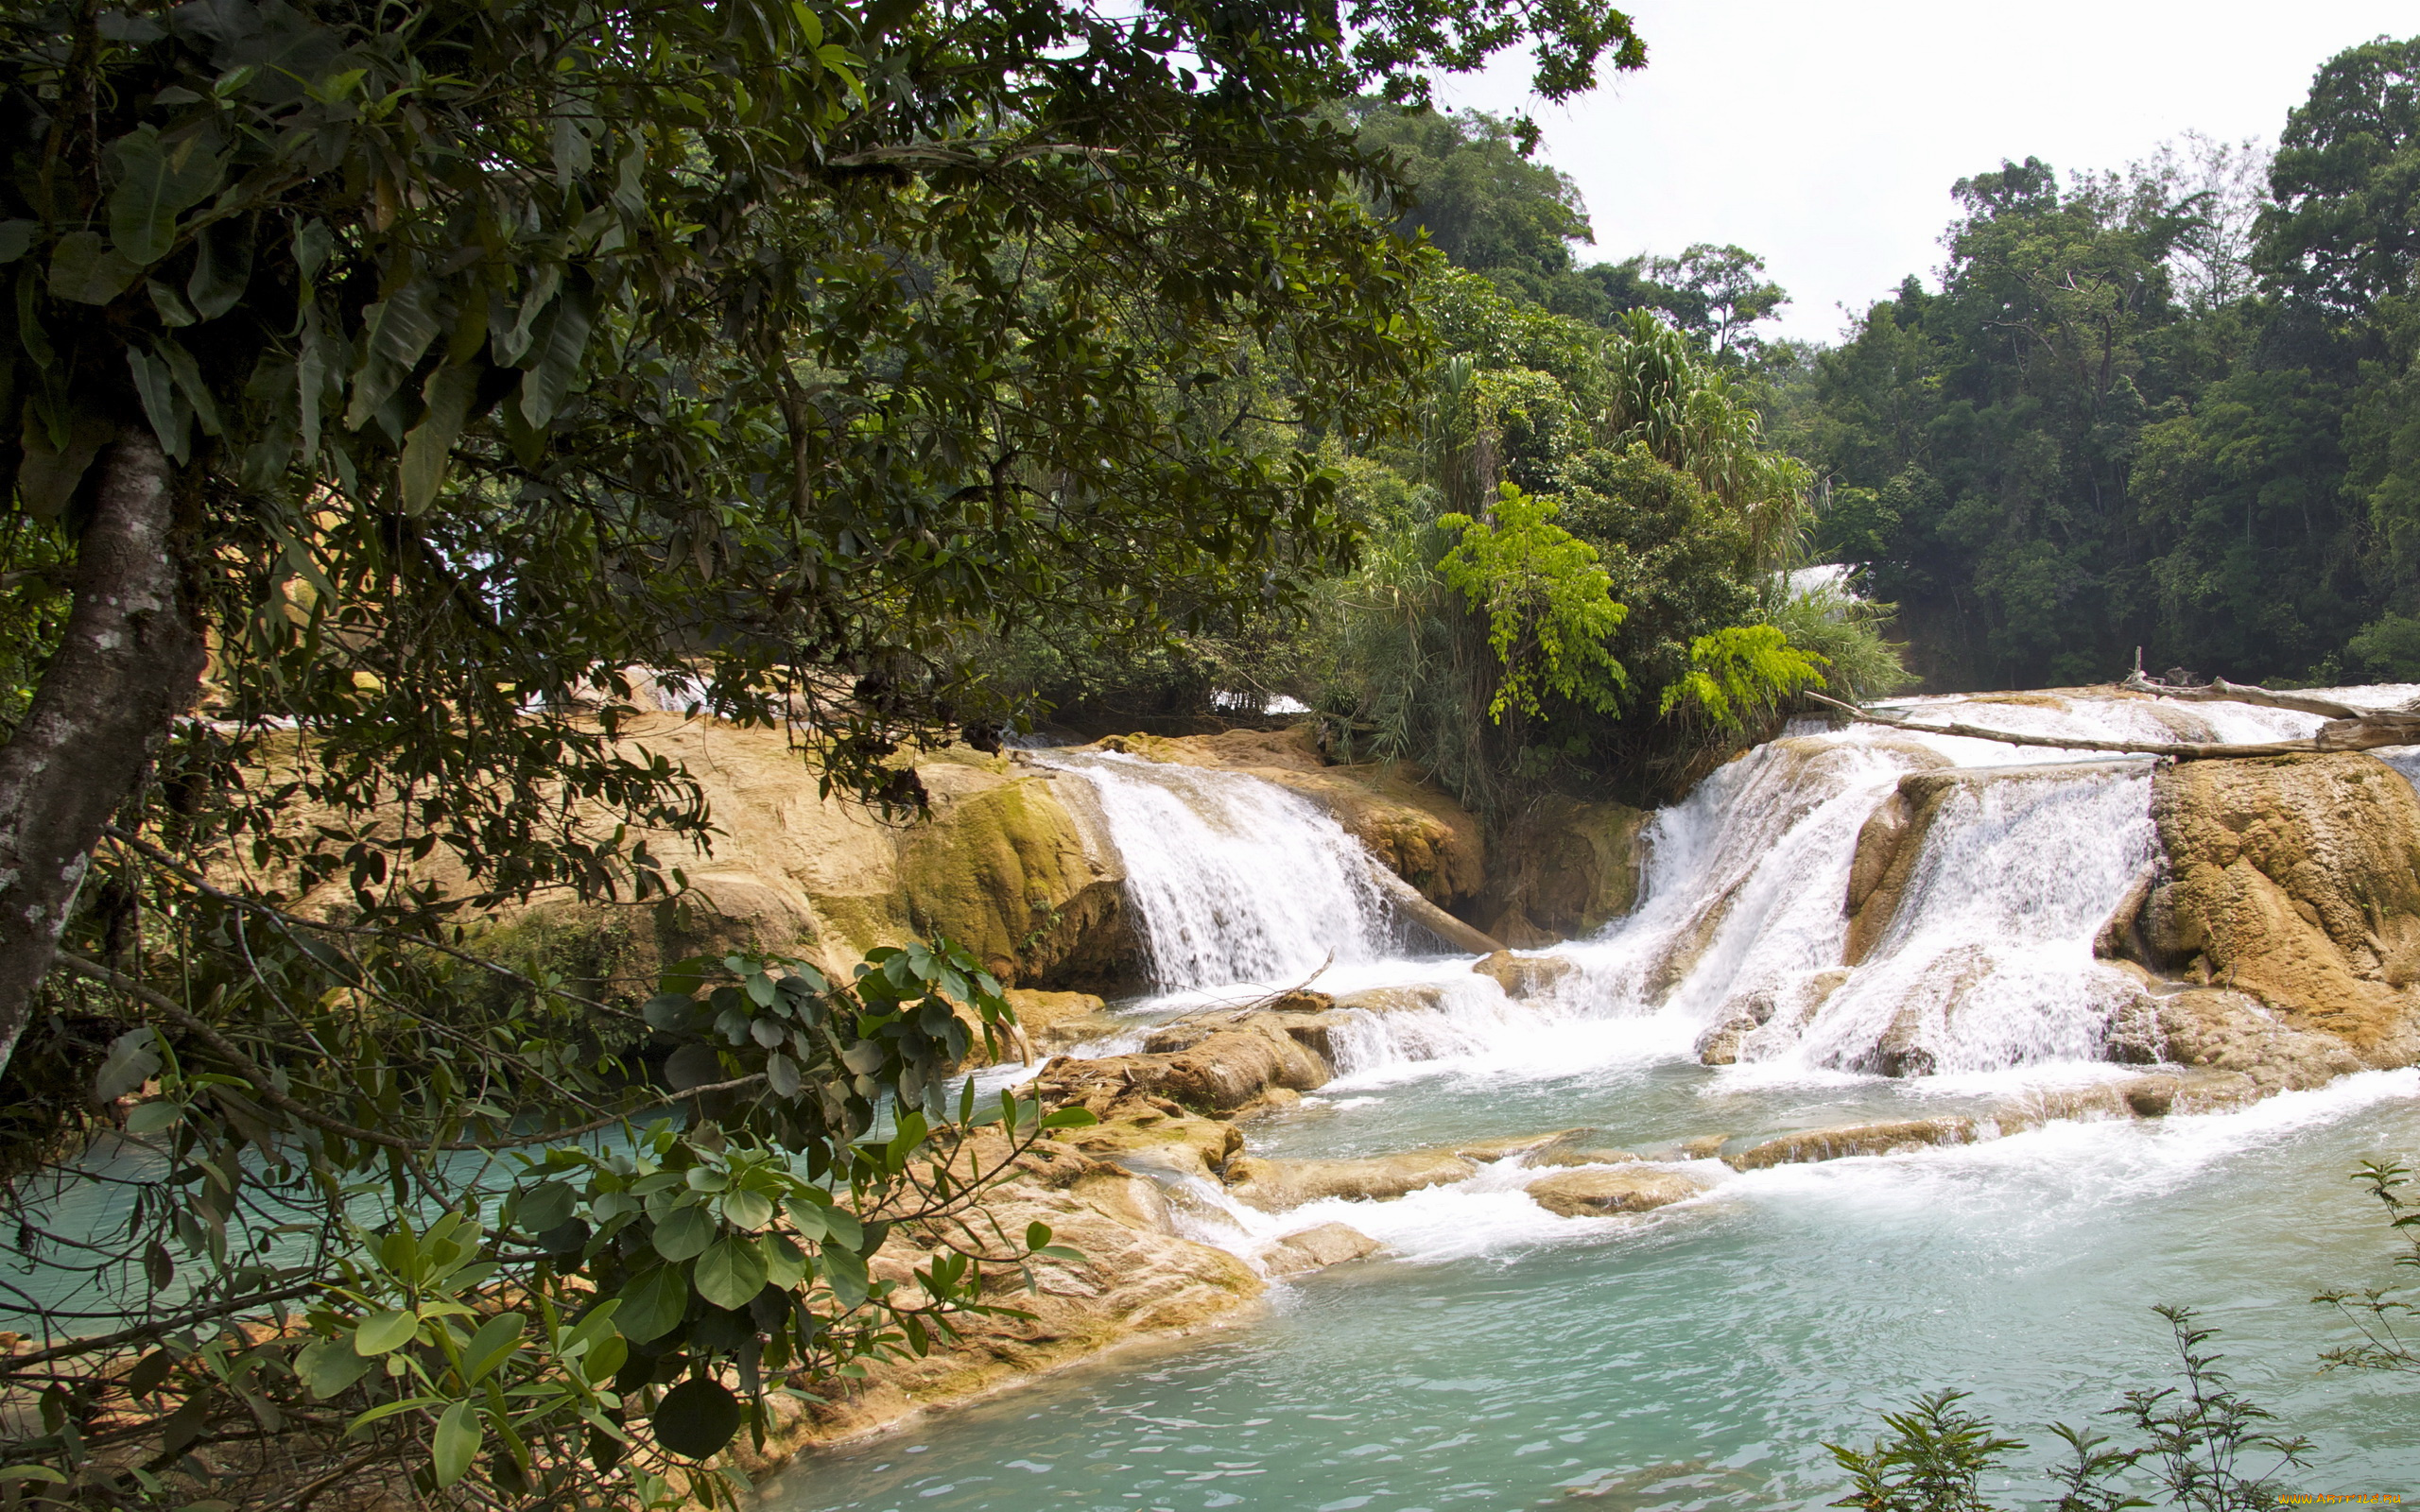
0, 430, 206, 1073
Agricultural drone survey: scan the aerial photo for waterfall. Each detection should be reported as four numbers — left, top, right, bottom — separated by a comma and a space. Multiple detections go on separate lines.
1040, 751, 1399, 991
1038, 686, 2404, 1078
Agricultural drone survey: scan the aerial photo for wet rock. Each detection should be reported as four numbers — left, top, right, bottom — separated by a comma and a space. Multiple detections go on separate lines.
1046, 1016, 1332, 1116
1223, 1151, 1479, 1211
1520, 1128, 1641, 1168
1331, 984, 1452, 1015
1726, 1117, 1979, 1170
2123, 753, 2420, 1068
1230, 1087, 1303, 1122
1676, 1134, 1730, 1160
1002, 988, 1123, 1055
1041, 1095, 1241, 1182
1072, 1168, 1177, 1232
1528, 1168, 1703, 1216
1476, 796, 1651, 946
2152, 988, 2362, 1092
1473, 951, 1580, 1001
1261, 1223, 1382, 1277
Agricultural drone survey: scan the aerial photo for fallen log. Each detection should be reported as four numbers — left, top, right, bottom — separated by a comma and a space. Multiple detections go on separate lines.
1811, 691, 2420, 761
2115, 671, 2382, 720
1367, 866, 1507, 955
1806, 692, 2316, 759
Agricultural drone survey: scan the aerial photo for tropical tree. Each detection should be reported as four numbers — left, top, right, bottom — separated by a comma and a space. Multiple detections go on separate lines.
0, 0, 1647, 1503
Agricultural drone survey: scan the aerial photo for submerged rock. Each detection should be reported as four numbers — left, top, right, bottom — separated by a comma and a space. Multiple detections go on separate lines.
1472, 951, 1580, 1000
1527, 1168, 1703, 1217
1223, 1151, 1479, 1211
1726, 1117, 1979, 1170
1261, 1223, 1383, 1276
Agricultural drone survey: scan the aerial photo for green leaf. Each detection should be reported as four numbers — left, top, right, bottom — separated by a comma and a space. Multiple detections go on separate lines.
613, 1264, 688, 1345
821, 1244, 870, 1310
460, 1312, 527, 1384
346, 280, 443, 431
126, 346, 191, 462
296, 1336, 372, 1400
155, 337, 226, 436
14, 410, 111, 520
692, 1236, 769, 1310
761, 1232, 808, 1290
665, 1042, 725, 1090
0, 221, 33, 264
123, 1099, 183, 1134
516, 287, 593, 429
187, 217, 253, 318
652, 1204, 716, 1263
431, 1400, 481, 1487
719, 1188, 774, 1231
93, 1026, 162, 1102
650, 1377, 741, 1459
107, 124, 226, 266
398, 362, 477, 513
514, 1181, 578, 1235
1038, 1107, 1100, 1129
50, 230, 143, 304
352, 1310, 420, 1356
765, 1052, 801, 1099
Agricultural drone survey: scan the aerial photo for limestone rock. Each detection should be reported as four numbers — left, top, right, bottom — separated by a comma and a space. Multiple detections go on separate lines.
2152, 988, 2363, 1092
1726, 1117, 1979, 1170
1043, 1016, 1331, 1117
2114, 753, 2420, 1068
1001, 988, 1121, 1053
1519, 1128, 1641, 1168
1223, 1151, 1478, 1211
1527, 1168, 1703, 1217
1477, 796, 1650, 947
1261, 1223, 1382, 1276
1472, 951, 1580, 1001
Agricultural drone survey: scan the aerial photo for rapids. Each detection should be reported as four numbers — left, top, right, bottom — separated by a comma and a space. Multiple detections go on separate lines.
775, 689, 2420, 1508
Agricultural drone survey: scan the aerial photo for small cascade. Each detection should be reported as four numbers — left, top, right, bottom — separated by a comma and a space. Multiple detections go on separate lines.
1764, 763, 2156, 1074
1041, 751, 1399, 991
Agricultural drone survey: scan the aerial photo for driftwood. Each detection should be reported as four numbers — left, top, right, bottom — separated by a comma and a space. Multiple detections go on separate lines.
1806, 691, 2420, 762
2114, 671, 2393, 720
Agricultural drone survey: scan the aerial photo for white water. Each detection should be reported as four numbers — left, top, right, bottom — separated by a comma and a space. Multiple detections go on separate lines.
1039, 751, 1400, 991
786, 689, 2420, 1507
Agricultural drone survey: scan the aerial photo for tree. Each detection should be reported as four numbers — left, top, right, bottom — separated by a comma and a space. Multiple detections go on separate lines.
0, 0, 1648, 1503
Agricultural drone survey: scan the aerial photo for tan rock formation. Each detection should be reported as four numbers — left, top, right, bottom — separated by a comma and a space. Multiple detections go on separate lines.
1527, 1168, 1703, 1216
1223, 1151, 1480, 1211
2114, 753, 2420, 1067
1472, 951, 1580, 1000
1478, 796, 1650, 947
1262, 1223, 1383, 1276
752, 1131, 1262, 1452
1726, 1117, 1979, 1170
1035, 1016, 1331, 1118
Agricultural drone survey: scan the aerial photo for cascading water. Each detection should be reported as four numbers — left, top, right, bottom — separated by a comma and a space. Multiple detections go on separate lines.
1039, 751, 1398, 991
780, 688, 2420, 1512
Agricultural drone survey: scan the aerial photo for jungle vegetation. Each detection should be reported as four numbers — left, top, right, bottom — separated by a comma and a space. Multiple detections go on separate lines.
1778, 35, 2420, 692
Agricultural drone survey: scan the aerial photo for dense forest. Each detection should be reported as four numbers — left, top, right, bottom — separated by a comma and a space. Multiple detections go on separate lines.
1785, 35, 2420, 691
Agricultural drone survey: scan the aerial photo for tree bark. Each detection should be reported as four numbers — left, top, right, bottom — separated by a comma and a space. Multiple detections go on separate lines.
0, 430, 206, 1073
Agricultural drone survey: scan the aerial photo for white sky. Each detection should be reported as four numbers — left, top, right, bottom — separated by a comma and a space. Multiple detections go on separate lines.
1432, 1, 2418, 344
